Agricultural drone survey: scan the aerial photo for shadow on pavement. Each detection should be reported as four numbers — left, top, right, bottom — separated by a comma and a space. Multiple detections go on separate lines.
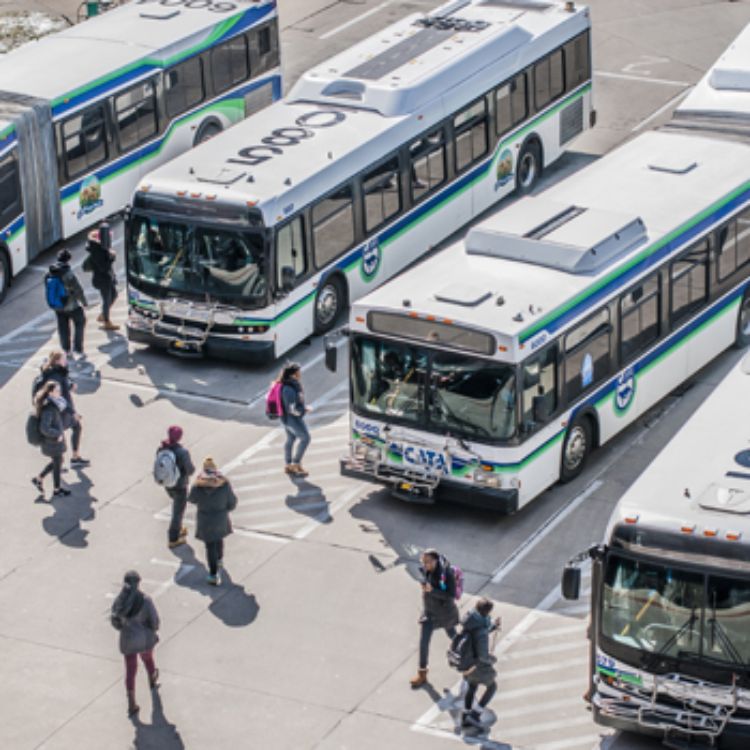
284, 476, 331, 523
40, 467, 97, 547
131, 688, 185, 750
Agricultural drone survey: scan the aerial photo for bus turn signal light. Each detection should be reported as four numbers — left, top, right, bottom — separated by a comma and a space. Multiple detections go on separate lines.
727, 531, 742, 541
681, 524, 696, 534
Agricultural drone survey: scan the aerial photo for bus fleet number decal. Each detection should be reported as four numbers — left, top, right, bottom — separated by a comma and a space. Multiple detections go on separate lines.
136, 0, 239, 13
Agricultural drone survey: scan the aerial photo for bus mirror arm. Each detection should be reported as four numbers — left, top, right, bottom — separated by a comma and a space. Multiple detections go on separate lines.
561, 545, 604, 601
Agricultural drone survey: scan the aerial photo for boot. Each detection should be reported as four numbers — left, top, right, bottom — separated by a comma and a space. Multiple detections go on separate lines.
149, 668, 160, 690
410, 668, 428, 689
100, 320, 120, 331
97, 313, 105, 322
127, 690, 139, 717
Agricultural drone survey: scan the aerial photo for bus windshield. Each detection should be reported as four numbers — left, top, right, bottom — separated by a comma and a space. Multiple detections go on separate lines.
602, 553, 750, 672
351, 335, 517, 441
127, 214, 268, 307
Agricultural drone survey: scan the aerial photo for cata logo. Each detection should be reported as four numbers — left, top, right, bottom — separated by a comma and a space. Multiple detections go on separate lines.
360, 238, 381, 281
614, 368, 636, 415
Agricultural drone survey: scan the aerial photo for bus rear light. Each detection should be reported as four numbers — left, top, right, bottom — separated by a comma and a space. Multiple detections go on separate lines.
624, 514, 639, 524
443, 319, 453, 325
246, 200, 257, 207
426, 315, 435, 321
703, 528, 718, 538
681, 524, 696, 534
408, 312, 418, 318
355, 316, 365, 323
190, 192, 201, 198
727, 531, 742, 541
177, 190, 187, 197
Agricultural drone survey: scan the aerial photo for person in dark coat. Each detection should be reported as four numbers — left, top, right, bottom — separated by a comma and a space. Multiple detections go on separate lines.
159, 425, 195, 549
31, 381, 70, 499
461, 598, 500, 730
410, 549, 460, 688
279, 362, 311, 477
110, 570, 160, 717
37, 350, 89, 467
84, 224, 119, 330
48, 248, 88, 359
188, 457, 237, 585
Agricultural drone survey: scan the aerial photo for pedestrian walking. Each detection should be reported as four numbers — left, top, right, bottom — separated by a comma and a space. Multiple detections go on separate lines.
410, 549, 460, 688
30, 381, 70, 499
110, 570, 160, 717
154, 425, 194, 549
34, 350, 89, 467
83, 223, 119, 330
188, 457, 237, 585
279, 362, 311, 477
461, 598, 500, 731
46, 248, 88, 359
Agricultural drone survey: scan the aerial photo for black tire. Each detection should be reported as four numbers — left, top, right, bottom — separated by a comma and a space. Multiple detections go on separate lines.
194, 121, 223, 146
314, 275, 345, 334
735, 291, 750, 348
0, 248, 9, 304
516, 139, 542, 195
560, 415, 593, 483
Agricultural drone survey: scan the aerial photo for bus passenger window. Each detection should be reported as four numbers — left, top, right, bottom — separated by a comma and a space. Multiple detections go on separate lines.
252, 19, 280, 75
363, 155, 401, 233
717, 211, 750, 281
62, 104, 109, 180
564, 32, 590, 91
0, 151, 21, 227
495, 74, 527, 136
534, 49, 564, 110
454, 98, 489, 173
312, 185, 355, 268
564, 308, 611, 403
115, 80, 158, 153
409, 129, 445, 202
521, 345, 557, 430
165, 57, 205, 119
619, 274, 660, 362
276, 216, 306, 289
211, 36, 250, 94
670, 241, 708, 326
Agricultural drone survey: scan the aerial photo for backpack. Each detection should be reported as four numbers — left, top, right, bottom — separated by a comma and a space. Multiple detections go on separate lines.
25, 413, 42, 446
447, 628, 476, 672
31, 372, 46, 404
110, 613, 125, 631
153, 447, 180, 488
439, 560, 464, 601
44, 273, 67, 310
265, 381, 283, 420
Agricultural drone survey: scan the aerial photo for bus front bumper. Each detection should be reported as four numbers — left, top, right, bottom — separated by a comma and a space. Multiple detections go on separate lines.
340, 456, 518, 513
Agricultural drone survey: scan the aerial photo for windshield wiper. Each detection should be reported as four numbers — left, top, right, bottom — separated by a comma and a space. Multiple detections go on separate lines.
707, 592, 747, 671
643, 607, 698, 671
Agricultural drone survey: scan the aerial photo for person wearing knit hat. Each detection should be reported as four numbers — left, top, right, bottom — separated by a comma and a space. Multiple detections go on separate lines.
46, 247, 88, 360
156, 425, 194, 549
188, 456, 238, 585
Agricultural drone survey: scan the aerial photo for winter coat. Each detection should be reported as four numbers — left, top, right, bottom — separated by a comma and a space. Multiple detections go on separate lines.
165, 443, 195, 494
85, 239, 116, 291
462, 610, 497, 686
281, 379, 305, 420
118, 595, 160, 656
48, 262, 87, 313
39, 400, 67, 457
188, 474, 237, 543
39, 365, 76, 419
421, 558, 459, 631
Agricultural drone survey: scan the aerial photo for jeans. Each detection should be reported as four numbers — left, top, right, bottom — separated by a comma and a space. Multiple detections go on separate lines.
167, 487, 188, 543
55, 307, 85, 354
465, 680, 497, 711
206, 539, 224, 576
98, 280, 117, 322
124, 650, 156, 691
419, 618, 457, 670
70, 419, 81, 453
282, 415, 310, 465
40, 455, 63, 489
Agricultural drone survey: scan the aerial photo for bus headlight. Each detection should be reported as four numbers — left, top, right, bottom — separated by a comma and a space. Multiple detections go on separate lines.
473, 468, 502, 488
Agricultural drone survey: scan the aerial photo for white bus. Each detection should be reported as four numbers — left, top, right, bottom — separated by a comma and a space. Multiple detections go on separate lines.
0, 0, 281, 303
125, 0, 594, 362
329, 97, 750, 510
561, 351, 750, 748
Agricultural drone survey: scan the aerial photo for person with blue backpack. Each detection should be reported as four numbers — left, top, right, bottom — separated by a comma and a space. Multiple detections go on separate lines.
45, 249, 88, 360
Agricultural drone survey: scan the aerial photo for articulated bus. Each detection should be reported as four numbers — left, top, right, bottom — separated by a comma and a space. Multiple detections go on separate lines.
561, 351, 750, 749
125, 0, 593, 362
0, 0, 280, 303
328, 22, 750, 511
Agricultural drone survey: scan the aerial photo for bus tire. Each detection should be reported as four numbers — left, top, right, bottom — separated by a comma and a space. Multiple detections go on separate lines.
314, 275, 346, 334
516, 138, 542, 195
0, 247, 10, 304
194, 120, 223, 146
735, 290, 750, 348
560, 414, 593, 483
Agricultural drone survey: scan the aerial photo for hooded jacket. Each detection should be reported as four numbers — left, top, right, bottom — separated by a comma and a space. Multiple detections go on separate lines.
85, 239, 116, 290
48, 262, 87, 313
39, 364, 75, 419
421, 556, 459, 630
461, 609, 498, 685
188, 473, 238, 542
116, 594, 160, 656
39, 398, 67, 457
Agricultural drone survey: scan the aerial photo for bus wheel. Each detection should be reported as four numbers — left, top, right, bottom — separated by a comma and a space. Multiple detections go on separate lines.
314, 276, 345, 334
0, 249, 9, 304
194, 121, 223, 146
735, 291, 750, 348
560, 416, 592, 483
516, 140, 542, 195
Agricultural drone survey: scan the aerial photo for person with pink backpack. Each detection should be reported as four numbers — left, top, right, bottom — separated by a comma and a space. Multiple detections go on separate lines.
266, 362, 311, 477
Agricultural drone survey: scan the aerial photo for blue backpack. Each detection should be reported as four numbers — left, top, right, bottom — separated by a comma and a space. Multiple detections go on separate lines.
45, 274, 67, 310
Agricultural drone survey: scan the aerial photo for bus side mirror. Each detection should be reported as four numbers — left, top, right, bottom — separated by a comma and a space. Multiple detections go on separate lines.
280, 266, 295, 293
561, 566, 581, 601
324, 336, 337, 373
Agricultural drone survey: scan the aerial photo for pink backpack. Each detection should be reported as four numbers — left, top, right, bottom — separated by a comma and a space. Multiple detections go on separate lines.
265, 381, 283, 420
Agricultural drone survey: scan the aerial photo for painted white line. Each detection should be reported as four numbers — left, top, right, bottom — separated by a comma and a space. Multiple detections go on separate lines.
152, 506, 288, 544
499, 696, 586, 720
631, 86, 693, 132
594, 70, 690, 87
0, 347, 46, 358
500, 656, 586, 679
294, 484, 362, 539
234, 472, 343, 493
553, 602, 592, 616
248, 517, 308, 531
515, 621, 587, 641
496, 676, 585, 701
318, 0, 396, 39
239, 500, 328, 519
491, 479, 603, 584
535, 734, 603, 750
501, 715, 593, 740
0, 307, 55, 346
500, 638, 588, 660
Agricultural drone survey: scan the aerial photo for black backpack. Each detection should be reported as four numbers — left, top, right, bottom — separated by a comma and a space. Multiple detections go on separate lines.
31, 372, 46, 404
447, 628, 476, 672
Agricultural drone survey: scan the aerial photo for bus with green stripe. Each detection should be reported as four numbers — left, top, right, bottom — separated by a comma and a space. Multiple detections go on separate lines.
124, 0, 593, 362
330, 102, 750, 511
0, 0, 280, 303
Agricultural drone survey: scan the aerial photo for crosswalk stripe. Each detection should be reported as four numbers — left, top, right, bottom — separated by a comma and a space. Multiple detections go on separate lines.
248, 517, 312, 530
499, 714, 593, 740
498, 696, 586, 719
514, 622, 586, 641
497, 677, 583, 700
499, 639, 588, 660
233, 472, 344, 494
500, 656, 586, 679
534, 734, 602, 750
552, 602, 591, 616
238, 500, 328, 519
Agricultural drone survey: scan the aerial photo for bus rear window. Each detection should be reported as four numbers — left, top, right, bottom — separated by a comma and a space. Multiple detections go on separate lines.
367, 311, 495, 355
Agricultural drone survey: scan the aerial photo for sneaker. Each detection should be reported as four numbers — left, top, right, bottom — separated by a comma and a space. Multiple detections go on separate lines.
70, 456, 91, 467
284, 464, 296, 475
31, 477, 43, 494
53, 487, 72, 497
461, 710, 482, 730
179, 526, 188, 538
168, 538, 187, 549
206, 574, 219, 586
100, 321, 120, 331
148, 668, 160, 690
291, 464, 308, 477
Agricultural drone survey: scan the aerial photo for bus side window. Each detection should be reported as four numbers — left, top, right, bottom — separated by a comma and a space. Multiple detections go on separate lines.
670, 240, 709, 326
534, 48, 564, 111
521, 344, 557, 431
276, 216, 306, 290
495, 73, 527, 137
250, 19, 280, 75
312, 184, 355, 268
164, 57, 205, 120
115, 79, 159, 153
211, 35, 250, 95
453, 97, 489, 173
409, 128, 446, 203
619, 274, 661, 363
563, 308, 612, 403
0, 151, 21, 227
61, 103, 109, 180
717, 210, 750, 282
362, 154, 401, 234
563, 31, 591, 92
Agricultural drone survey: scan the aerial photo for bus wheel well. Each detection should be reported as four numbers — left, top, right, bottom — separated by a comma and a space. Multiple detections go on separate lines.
194, 117, 223, 146
314, 272, 348, 335
516, 135, 544, 194
580, 410, 600, 450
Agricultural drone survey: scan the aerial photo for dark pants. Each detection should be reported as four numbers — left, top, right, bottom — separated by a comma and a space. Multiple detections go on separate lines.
40, 455, 63, 489
55, 307, 85, 354
282, 415, 310, 464
124, 650, 156, 692
465, 680, 497, 712
98, 280, 117, 322
70, 419, 81, 453
167, 487, 187, 543
419, 618, 457, 670
206, 539, 224, 576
